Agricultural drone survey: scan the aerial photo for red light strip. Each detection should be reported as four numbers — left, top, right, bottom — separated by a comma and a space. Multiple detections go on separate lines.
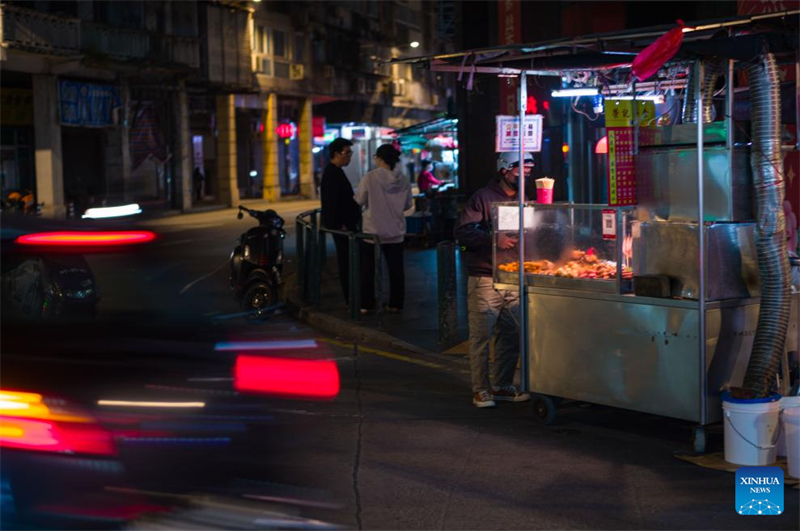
234, 356, 340, 399
0, 416, 116, 455
16, 231, 156, 246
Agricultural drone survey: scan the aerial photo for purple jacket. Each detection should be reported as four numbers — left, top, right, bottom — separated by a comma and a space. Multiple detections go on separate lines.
454, 179, 520, 277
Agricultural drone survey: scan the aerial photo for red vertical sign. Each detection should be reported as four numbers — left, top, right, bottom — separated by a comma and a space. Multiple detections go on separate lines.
498, 0, 521, 116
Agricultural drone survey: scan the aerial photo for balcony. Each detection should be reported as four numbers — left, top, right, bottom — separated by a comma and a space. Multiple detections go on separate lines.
81, 22, 149, 60
1, 4, 80, 54
151, 34, 200, 69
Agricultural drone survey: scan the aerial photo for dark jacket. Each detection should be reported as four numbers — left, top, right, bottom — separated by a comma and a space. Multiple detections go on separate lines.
454, 179, 518, 277
320, 163, 360, 231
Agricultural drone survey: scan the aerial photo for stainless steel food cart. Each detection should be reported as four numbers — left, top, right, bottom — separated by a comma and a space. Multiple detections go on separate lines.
389, 10, 800, 452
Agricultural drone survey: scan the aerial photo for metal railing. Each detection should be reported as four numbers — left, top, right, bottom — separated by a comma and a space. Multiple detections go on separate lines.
296, 208, 382, 321
81, 22, 149, 60
1, 4, 81, 54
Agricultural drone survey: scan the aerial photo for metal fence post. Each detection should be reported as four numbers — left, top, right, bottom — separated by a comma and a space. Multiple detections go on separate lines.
296, 219, 305, 297
373, 236, 382, 310
437, 241, 458, 346
349, 234, 360, 320
315, 228, 325, 307
309, 212, 320, 307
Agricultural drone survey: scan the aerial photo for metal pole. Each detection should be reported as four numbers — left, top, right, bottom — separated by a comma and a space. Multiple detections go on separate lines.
349, 233, 359, 320
438, 241, 458, 346
518, 72, 529, 393
696, 61, 707, 425
373, 236, 382, 310
726, 59, 735, 153
309, 212, 319, 306
314, 228, 325, 308
296, 219, 305, 297
795, 51, 799, 152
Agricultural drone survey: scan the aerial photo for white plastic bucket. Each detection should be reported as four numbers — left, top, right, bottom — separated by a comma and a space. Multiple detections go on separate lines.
784, 403, 800, 478
722, 392, 781, 466
777, 396, 800, 457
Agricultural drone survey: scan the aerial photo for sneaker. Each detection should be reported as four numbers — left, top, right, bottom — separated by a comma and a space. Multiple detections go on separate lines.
472, 390, 496, 408
492, 385, 531, 402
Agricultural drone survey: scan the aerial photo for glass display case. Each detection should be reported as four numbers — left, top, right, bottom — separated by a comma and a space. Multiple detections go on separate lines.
492, 203, 635, 294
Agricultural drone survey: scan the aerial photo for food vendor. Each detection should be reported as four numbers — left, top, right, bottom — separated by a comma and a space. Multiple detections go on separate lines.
454, 151, 533, 409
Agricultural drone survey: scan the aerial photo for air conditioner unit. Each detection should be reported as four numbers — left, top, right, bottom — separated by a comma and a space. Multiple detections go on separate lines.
323, 65, 335, 78
290, 64, 305, 81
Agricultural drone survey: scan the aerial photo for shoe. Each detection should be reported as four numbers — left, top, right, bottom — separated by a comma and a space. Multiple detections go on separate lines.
492, 385, 531, 402
359, 308, 372, 315
472, 390, 496, 408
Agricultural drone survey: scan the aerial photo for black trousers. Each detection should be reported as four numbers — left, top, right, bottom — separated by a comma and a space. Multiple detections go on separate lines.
361, 241, 405, 310
334, 235, 374, 307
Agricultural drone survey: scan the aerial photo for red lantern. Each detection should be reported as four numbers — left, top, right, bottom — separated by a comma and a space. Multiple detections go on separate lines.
276, 123, 295, 139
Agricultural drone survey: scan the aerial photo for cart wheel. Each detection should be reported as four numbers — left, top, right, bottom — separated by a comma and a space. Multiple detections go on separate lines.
532, 394, 557, 425
693, 426, 706, 454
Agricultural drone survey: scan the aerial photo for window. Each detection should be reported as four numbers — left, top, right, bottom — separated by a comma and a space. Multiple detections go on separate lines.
294, 33, 305, 63
256, 26, 265, 53
261, 58, 272, 76
273, 30, 286, 58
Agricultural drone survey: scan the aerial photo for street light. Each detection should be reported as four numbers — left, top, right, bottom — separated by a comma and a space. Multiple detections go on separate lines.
410, 41, 420, 48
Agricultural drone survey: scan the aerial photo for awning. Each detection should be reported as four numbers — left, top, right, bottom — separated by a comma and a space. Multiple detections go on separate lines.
392, 114, 458, 136
385, 9, 799, 75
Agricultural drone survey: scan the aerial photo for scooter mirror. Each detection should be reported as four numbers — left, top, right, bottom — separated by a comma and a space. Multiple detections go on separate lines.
237, 212, 243, 220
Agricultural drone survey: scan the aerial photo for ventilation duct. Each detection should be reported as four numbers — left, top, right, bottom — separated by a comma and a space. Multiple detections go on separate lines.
741, 53, 793, 398
681, 61, 723, 124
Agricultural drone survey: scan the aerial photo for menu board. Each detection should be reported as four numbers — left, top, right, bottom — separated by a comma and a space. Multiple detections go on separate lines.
604, 100, 655, 206
607, 128, 636, 206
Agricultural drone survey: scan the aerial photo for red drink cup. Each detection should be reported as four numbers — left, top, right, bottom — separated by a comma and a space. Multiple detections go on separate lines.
537, 188, 553, 204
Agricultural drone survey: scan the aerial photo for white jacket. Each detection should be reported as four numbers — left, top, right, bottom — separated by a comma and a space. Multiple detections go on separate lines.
354, 167, 412, 244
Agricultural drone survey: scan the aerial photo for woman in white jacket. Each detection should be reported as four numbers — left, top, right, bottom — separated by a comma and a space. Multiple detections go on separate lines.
354, 144, 412, 313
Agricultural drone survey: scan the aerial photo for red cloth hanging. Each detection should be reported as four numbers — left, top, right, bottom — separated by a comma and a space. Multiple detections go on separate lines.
632, 20, 686, 81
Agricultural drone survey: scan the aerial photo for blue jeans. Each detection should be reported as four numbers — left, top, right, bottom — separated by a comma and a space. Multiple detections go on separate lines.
467, 276, 520, 393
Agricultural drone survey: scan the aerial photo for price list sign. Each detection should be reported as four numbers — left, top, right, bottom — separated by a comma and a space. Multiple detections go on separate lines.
495, 115, 543, 153
607, 128, 637, 205
603, 100, 655, 206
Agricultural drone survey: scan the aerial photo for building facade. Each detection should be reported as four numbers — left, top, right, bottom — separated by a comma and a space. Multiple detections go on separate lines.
0, 0, 452, 217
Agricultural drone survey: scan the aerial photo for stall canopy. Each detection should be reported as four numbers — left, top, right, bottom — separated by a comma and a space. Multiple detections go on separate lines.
392, 114, 459, 151
386, 9, 799, 94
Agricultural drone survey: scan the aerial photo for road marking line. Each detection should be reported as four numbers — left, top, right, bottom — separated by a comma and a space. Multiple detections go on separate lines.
321, 338, 444, 369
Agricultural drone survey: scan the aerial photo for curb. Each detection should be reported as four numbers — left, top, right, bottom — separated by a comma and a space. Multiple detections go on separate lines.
283, 275, 445, 360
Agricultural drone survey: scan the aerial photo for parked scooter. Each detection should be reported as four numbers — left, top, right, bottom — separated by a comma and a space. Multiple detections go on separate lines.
230, 206, 285, 318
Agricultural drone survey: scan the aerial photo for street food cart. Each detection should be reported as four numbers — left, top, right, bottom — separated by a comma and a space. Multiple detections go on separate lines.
390, 10, 800, 451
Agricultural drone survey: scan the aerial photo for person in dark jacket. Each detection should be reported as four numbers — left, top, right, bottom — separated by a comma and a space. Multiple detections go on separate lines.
454, 151, 534, 408
320, 138, 359, 304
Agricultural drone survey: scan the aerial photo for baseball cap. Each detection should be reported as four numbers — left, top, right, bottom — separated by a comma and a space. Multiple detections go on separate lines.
497, 152, 535, 171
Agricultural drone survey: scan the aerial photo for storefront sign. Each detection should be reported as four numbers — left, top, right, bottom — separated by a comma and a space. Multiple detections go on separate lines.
312, 116, 326, 138
59, 80, 120, 127
495, 115, 543, 153
0, 88, 33, 126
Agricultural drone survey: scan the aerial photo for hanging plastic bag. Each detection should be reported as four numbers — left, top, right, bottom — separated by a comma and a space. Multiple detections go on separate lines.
632, 20, 686, 81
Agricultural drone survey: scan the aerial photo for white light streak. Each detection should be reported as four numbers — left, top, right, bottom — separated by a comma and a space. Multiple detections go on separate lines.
82, 204, 142, 219
97, 400, 206, 408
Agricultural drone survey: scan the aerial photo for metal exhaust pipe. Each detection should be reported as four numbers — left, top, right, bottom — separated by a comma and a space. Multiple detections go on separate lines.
682, 60, 722, 124
741, 53, 793, 398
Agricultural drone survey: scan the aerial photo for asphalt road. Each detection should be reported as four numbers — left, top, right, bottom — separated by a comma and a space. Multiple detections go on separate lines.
70, 202, 800, 529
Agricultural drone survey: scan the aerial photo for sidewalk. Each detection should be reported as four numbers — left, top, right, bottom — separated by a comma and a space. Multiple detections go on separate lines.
286, 242, 471, 357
